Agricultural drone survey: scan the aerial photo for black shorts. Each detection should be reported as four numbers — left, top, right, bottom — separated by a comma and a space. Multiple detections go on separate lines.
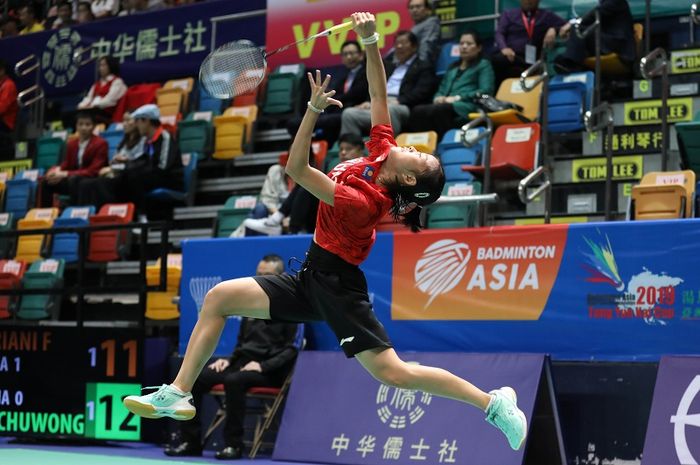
253, 242, 392, 357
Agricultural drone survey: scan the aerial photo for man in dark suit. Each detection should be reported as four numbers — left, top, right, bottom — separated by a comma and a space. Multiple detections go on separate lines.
287, 40, 369, 145
40, 111, 108, 207
554, 0, 635, 71
340, 31, 437, 137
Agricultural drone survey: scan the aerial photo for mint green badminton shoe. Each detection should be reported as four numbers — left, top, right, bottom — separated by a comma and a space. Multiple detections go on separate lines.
123, 384, 196, 420
485, 386, 528, 450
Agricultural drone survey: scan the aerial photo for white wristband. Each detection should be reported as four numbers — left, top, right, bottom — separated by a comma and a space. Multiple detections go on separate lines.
307, 101, 324, 114
360, 32, 380, 45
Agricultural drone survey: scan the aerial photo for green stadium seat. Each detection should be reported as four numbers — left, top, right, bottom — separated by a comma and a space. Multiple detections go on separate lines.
215, 195, 257, 237
17, 258, 65, 320
427, 181, 482, 229
262, 64, 306, 115
178, 112, 214, 159
36, 136, 65, 171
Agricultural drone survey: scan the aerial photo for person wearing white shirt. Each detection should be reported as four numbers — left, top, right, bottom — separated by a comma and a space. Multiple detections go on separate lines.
77, 56, 127, 124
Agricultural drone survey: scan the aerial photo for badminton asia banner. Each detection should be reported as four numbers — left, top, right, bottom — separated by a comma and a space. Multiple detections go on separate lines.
273, 352, 544, 465
0, 0, 265, 97
180, 219, 700, 360
265, 0, 413, 69
641, 356, 700, 465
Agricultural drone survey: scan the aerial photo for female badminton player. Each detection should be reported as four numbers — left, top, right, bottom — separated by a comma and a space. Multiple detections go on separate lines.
124, 12, 527, 450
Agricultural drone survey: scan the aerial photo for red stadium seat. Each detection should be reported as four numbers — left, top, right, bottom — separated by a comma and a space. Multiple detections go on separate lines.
113, 83, 162, 123
0, 260, 28, 319
462, 123, 540, 180
87, 203, 135, 262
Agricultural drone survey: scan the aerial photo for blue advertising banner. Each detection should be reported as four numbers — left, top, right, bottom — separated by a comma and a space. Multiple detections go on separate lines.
0, 0, 266, 97
273, 352, 543, 465
642, 356, 700, 465
180, 220, 700, 360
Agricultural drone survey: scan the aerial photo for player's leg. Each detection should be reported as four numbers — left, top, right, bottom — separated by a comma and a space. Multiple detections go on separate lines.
123, 278, 271, 420
355, 347, 527, 450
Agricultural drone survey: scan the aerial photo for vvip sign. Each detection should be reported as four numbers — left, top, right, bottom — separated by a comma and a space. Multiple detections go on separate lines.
642, 356, 700, 465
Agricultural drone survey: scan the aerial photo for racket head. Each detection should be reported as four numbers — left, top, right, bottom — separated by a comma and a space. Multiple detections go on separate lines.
199, 40, 267, 99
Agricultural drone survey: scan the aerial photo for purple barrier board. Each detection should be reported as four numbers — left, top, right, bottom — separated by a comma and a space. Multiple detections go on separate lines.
642, 356, 700, 465
273, 352, 544, 465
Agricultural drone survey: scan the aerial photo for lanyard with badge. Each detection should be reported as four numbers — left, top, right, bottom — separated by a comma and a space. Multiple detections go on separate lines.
521, 11, 538, 64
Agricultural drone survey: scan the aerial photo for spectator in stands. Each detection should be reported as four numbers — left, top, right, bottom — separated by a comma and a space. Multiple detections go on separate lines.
41, 111, 108, 207
491, 0, 566, 85
406, 30, 495, 138
340, 30, 436, 137
553, 0, 635, 73
287, 40, 368, 146
91, 0, 119, 18
18, 3, 44, 34
77, 56, 127, 124
324, 132, 365, 172
407, 0, 440, 67
50, 2, 77, 29
76, 1, 95, 22
0, 59, 18, 158
241, 135, 366, 236
1, 15, 22, 38
164, 254, 300, 460
120, 0, 163, 13
251, 161, 289, 219
97, 111, 145, 178
78, 104, 180, 210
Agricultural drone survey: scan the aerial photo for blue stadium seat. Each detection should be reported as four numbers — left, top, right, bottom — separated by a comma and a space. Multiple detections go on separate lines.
198, 85, 223, 114
146, 153, 198, 205
435, 42, 460, 77
438, 129, 483, 182
548, 72, 594, 133
5, 169, 43, 220
51, 206, 95, 263
101, 129, 125, 160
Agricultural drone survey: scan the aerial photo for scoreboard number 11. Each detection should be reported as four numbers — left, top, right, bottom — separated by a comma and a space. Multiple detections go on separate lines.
88, 339, 138, 377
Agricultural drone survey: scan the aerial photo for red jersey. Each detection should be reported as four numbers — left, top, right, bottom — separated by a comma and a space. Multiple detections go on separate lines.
314, 124, 395, 265
0, 76, 18, 130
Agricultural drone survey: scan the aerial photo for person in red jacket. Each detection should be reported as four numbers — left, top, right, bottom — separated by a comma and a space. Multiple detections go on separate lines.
0, 59, 18, 159
41, 111, 108, 206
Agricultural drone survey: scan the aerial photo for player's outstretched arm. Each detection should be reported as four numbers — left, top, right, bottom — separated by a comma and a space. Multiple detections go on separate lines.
352, 12, 390, 127
285, 70, 342, 206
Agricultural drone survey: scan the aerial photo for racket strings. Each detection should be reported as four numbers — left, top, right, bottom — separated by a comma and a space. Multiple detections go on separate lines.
199, 42, 266, 99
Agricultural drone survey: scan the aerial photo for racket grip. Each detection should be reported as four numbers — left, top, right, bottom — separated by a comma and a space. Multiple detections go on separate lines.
322, 20, 353, 36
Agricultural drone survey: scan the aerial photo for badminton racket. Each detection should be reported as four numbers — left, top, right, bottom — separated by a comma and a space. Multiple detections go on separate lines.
199, 21, 353, 99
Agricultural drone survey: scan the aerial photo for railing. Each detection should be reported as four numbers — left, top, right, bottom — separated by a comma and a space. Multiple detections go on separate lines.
0, 221, 171, 329
691, 3, 699, 47
640, 47, 669, 170
14, 54, 45, 135
584, 102, 615, 221
520, 59, 549, 164
461, 110, 494, 226
518, 166, 552, 224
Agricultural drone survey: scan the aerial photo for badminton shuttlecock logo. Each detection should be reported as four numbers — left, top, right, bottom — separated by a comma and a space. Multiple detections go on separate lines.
189, 276, 222, 312
376, 362, 432, 429
414, 239, 471, 308
671, 375, 700, 465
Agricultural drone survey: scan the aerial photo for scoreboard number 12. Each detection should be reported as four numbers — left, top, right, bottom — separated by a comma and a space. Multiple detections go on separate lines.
85, 383, 141, 440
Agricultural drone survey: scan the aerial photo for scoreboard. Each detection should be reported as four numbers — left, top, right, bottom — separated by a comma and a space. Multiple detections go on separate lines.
0, 326, 143, 440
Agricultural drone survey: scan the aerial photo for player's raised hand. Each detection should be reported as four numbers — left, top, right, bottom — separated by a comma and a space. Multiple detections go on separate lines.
352, 12, 376, 39
307, 69, 342, 111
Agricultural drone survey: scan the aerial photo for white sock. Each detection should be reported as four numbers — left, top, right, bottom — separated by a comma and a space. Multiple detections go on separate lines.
169, 384, 186, 395
485, 393, 496, 413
